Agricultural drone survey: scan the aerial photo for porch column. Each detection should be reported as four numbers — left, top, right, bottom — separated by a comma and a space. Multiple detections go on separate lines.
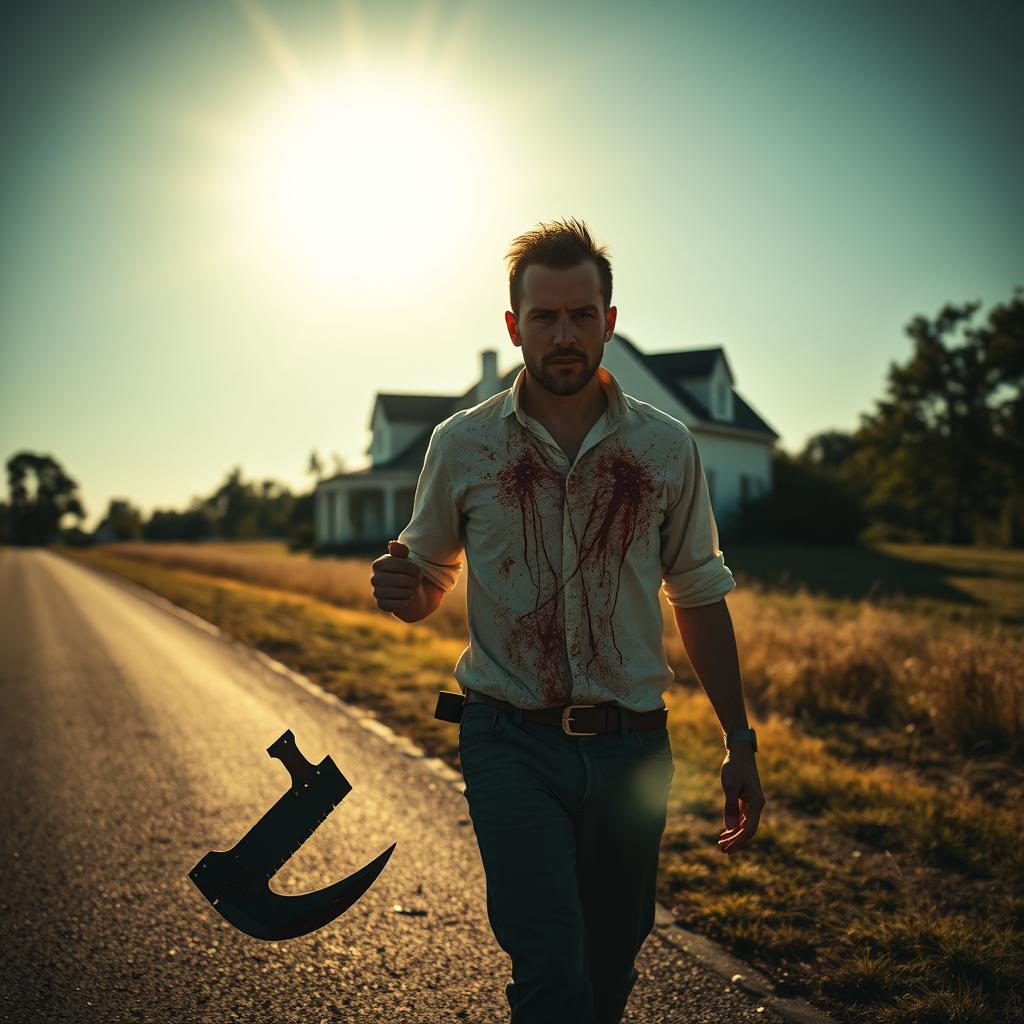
337, 486, 353, 541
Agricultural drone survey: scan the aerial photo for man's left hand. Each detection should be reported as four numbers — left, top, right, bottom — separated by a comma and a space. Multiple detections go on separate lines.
718, 747, 765, 855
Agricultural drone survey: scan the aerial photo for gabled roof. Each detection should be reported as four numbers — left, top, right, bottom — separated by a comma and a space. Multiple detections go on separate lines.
345, 424, 436, 474
614, 333, 778, 439
730, 390, 780, 438
336, 364, 524, 481
370, 393, 459, 427
367, 362, 521, 430
366, 366, 521, 471
645, 346, 735, 384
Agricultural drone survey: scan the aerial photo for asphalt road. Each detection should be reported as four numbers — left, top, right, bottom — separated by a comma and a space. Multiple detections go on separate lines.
0, 548, 784, 1023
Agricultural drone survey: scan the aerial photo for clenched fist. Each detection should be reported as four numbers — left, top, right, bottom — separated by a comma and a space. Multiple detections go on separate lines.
370, 540, 423, 612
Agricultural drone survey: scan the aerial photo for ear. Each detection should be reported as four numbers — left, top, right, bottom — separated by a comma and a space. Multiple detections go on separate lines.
505, 310, 521, 347
603, 305, 617, 342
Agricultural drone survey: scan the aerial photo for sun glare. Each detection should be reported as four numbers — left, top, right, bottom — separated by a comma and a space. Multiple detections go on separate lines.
238, 68, 493, 298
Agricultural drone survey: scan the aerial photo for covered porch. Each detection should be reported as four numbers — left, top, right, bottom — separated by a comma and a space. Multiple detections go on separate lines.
314, 472, 417, 549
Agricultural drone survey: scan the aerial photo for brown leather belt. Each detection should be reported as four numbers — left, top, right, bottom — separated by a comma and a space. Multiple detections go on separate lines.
464, 688, 668, 736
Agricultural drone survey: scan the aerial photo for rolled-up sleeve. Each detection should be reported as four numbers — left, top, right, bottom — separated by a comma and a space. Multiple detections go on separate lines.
660, 430, 737, 608
397, 424, 464, 595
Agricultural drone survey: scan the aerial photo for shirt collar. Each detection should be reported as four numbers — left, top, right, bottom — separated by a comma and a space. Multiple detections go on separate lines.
500, 364, 627, 431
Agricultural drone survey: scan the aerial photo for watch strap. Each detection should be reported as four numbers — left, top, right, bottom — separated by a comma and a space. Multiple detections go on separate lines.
724, 726, 758, 752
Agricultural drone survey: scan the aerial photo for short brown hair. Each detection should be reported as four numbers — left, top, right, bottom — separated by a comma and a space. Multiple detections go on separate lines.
505, 217, 613, 318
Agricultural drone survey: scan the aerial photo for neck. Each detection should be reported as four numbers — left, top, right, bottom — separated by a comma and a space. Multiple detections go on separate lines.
521, 367, 608, 433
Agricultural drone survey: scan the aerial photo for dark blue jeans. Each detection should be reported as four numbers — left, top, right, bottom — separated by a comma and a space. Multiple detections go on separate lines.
458, 700, 676, 1024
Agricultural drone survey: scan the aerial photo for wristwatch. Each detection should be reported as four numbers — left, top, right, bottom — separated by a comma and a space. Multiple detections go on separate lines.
724, 727, 758, 753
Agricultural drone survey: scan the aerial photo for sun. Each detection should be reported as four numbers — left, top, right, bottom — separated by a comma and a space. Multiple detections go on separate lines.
237, 66, 493, 297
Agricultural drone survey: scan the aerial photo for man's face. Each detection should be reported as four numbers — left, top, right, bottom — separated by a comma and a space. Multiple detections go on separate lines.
504, 260, 617, 399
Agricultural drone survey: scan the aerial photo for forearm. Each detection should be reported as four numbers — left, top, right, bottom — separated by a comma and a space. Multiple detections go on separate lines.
671, 598, 750, 735
391, 579, 444, 623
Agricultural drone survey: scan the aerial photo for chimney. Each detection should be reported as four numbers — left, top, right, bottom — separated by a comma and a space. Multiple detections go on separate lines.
476, 349, 499, 404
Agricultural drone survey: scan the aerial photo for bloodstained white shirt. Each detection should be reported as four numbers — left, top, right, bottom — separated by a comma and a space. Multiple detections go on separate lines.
397, 364, 737, 712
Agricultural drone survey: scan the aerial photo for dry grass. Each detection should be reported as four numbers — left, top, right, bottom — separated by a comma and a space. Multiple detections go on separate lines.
102, 540, 1024, 762
726, 540, 1024, 633
693, 580, 1024, 761
101, 541, 473, 641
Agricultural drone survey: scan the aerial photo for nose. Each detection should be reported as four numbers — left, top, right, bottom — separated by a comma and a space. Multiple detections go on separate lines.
553, 311, 577, 346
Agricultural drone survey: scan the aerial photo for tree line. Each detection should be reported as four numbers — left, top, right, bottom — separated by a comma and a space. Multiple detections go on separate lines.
738, 287, 1023, 547
0, 454, 331, 551
1, 289, 1021, 550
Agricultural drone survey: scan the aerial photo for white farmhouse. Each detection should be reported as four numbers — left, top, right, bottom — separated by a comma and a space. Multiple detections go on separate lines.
314, 334, 778, 551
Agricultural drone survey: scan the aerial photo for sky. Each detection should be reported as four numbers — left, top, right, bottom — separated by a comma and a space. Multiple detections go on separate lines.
2, 0, 1022, 531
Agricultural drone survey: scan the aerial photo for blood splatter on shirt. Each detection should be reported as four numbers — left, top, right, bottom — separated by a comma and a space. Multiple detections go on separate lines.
398, 365, 736, 711
493, 433, 570, 704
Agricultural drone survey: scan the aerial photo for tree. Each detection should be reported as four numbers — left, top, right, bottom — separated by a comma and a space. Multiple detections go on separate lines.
203, 467, 260, 539
737, 449, 867, 545
288, 491, 315, 551
255, 478, 295, 537
142, 497, 217, 541
5, 452, 86, 546
800, 430, 859, 472
306, 449, 324, 484
844, 289, 1024, 545
98, 498, 144, 541
138, 471, 298, 542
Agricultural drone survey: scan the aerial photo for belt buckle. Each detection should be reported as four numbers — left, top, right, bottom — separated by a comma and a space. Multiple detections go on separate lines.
561, 704, 598, 736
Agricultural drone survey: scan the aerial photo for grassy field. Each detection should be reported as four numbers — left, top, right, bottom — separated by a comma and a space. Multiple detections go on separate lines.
50, 540, 1024, 1024
726, 540, 1024, 634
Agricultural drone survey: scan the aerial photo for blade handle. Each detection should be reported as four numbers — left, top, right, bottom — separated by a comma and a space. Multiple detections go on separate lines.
267, 730, 315, 788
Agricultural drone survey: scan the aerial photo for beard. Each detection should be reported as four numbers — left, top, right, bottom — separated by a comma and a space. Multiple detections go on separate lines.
526, 352, 599, 397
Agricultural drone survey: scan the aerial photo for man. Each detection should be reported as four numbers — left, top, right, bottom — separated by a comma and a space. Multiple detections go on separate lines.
370, 218, 764, 1024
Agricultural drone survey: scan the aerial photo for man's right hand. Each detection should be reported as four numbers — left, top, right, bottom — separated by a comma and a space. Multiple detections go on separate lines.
371, 540, 424, 613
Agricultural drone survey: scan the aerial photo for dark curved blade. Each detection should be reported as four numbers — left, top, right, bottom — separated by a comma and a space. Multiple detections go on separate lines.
192, 841, 397, 940
188, 729, 397, 940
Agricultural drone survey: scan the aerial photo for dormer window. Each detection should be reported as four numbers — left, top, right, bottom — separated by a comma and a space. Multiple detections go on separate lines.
714, 378, 733, 420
